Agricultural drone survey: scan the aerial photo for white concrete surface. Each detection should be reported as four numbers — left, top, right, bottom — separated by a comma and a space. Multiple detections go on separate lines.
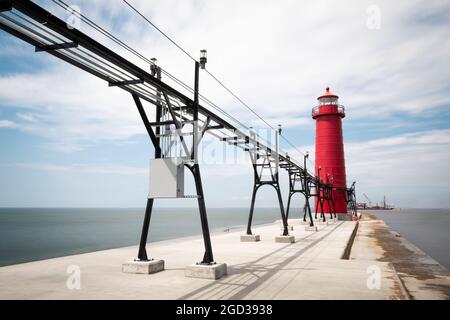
122, 260, 164, 274
351, 217, 450, 300
185, 263, 227, 280
274, 235, 295, 243
240, 234, 260, 242
0, 219, 415, 299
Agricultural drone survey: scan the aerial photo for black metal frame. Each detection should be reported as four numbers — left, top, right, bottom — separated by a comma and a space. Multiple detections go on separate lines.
282, 154, 315, 227
346, 181, 357, 216
323, 182, 337, 220
246, 164, 289, 236
244, 126, 290, 236
0, 0, 356, 262
132, 61, 215, 264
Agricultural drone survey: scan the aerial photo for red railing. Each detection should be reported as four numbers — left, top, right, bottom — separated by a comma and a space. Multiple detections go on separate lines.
312, 105, 345, 117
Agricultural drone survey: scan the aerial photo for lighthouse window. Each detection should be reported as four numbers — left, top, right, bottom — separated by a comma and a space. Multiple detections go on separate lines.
320, 98, 337, 105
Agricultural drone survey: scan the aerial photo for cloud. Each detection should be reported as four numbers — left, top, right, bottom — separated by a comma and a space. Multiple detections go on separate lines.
1, 0, 447, 143
0, 0, 449, 208
0, 67, 147, 151
0, 119, 17, 128
16, 113, 38, 123
254, 116, 311, 129
345, 129, 450, 187
295, 129, 450, 207
1, 162, 147, 175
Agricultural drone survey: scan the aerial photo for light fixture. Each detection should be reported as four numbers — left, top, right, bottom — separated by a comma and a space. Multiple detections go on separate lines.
200, 50, 207, 69
150, 57, 158, 76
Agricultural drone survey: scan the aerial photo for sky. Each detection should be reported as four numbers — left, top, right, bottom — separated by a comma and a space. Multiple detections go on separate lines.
0, 0, 449, 209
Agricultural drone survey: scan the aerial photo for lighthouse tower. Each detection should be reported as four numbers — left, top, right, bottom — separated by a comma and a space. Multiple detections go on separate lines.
312, 87, 348, 215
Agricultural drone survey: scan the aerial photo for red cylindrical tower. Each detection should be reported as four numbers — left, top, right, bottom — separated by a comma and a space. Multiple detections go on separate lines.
312, 87, 348, 214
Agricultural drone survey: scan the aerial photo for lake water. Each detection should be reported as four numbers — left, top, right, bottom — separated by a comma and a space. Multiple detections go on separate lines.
0, 207, 283, 266
369, 208, 450, 270
1, 207, 449, 270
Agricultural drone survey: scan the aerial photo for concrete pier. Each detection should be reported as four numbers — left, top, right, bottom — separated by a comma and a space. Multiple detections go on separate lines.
122, 259, 164, 274
274, 235, 295, 243
351, 214, 450, 299
0, 217, 448, 299
185, 263, 227, 280
240, 234, 260, 242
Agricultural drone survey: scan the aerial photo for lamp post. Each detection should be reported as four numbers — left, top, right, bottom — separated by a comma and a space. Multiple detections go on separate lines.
191, 49, 214, 264
275, 124, 282, 175
303, 151, 310, 223
304, 151, 309, 175
316, 166, 323, 220
194, 50, 207, 160
150, 57, 158, 76
150, 57, 162, 158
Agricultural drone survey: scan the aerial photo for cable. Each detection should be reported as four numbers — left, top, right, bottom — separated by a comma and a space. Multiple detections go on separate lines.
280, 135, 314, 167
204, 69, 276, 131
51, 0, 314, 175
3, 12, 165, 105
122, 0, 197, 63
119, 1, 275, 130
119, 0, 313, 159
52, 0, 248, 130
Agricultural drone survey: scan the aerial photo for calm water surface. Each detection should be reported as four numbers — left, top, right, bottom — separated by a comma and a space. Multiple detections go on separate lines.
1, 207, 449, 269
0, 207, 281, 266
369, 208, 450, 270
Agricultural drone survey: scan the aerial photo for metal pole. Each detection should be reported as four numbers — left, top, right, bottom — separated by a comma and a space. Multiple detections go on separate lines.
315, 175, 320, 219
155, 66, 162, 158
190, 164, 214, 264
275, 125, 280, 175
285, 192, 292, 221
193, 61, 199, 162
303, 154, 308, 222
330, 189, 337, 218
137, 198, 154, 261
303, 201, 307, 222
276, 185, 289, 236
321, 195, 326, 222
132, 89, 162, 261
191, 60, 214, 264
326, 176, 333, 219
327, 190, 333, 219
275, 125, 289, 235
314, 194, 319, 219
305, 197, 314, 227
246, 182, 259, 235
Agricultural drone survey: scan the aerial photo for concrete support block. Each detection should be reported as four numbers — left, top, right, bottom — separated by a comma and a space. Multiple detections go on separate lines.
185, 263, 227, 280
275, 235, 295, 243
240, 234, 260, 242
122, 259, 164, 274
305, 226, 318, 232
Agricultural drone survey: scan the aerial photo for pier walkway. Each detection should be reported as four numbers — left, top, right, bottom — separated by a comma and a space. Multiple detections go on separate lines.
0, 218, 441, 299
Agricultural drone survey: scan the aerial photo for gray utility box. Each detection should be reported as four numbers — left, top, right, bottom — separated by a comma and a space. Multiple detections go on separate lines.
148, 158, 184, 198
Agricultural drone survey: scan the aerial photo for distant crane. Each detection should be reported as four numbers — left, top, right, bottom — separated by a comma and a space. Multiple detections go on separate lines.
362, 193, 372, 207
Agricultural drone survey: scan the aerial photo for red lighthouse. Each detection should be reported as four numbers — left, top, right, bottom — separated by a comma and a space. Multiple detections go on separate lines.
312, 87, 348, 215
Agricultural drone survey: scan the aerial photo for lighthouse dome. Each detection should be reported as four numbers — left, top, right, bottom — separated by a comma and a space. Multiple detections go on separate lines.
317, 87, 338, 105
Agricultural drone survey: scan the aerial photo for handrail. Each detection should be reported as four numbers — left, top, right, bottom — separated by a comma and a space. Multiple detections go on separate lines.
312, 104, 345, 117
